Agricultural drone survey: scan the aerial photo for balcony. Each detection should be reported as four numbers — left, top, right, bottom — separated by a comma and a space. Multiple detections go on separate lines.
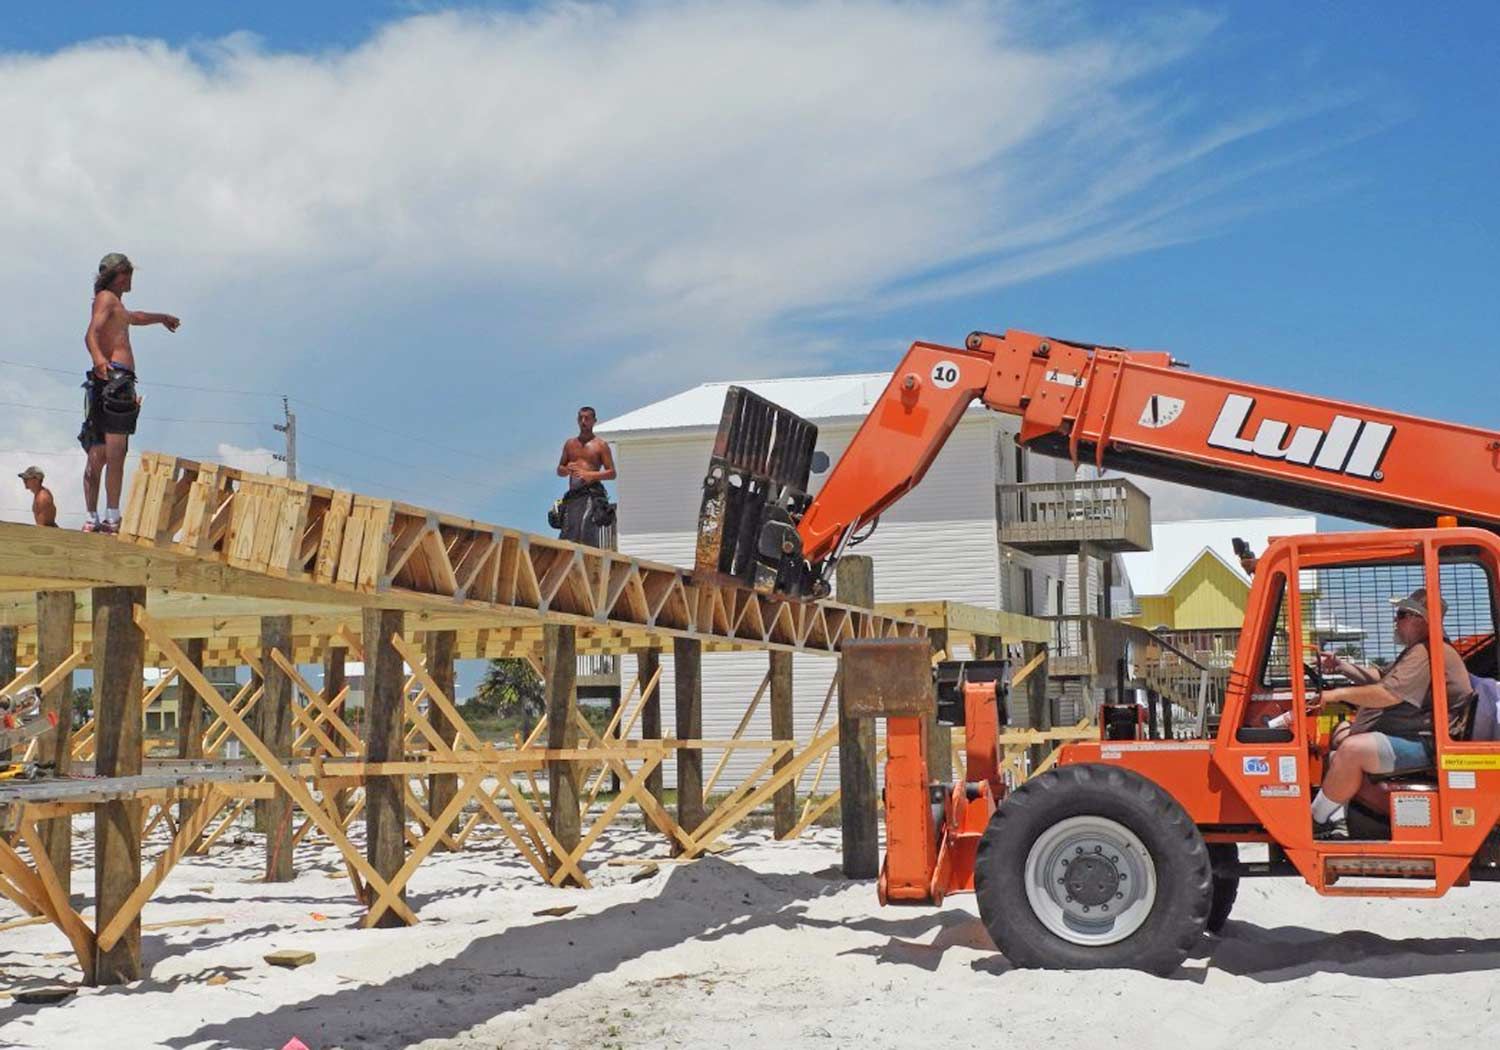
576, 653, 620, 698
998, 478, 1152, 555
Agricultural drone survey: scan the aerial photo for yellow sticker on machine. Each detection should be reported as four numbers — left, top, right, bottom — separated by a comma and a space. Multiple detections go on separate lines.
1440, 753, 1500, 771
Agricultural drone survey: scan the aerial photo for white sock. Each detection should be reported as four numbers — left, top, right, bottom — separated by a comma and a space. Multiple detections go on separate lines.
105, 507, 120, 524
87, 511, 99, 525
1311, 791, 1344, 823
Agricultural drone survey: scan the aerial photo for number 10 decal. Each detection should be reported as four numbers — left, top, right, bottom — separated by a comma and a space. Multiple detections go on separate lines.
930, 361, 960, 389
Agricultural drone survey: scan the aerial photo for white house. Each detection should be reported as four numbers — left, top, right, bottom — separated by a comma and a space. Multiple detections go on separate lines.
596, 372, 1076, 789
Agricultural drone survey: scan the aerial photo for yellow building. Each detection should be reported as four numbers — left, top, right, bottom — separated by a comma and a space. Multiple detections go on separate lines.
1120, 516, 1317, 632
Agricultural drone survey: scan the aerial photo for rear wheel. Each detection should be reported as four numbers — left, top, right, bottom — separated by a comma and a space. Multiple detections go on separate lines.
974, 764, 1211, 975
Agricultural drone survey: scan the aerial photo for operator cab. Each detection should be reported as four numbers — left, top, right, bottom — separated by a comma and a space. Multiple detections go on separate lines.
1226, 532, 1500, 843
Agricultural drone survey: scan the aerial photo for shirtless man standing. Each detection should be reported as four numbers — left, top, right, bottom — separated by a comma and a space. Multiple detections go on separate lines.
17, 466, 57, 527
555, 406, 617, 546
82, 253, 179, 534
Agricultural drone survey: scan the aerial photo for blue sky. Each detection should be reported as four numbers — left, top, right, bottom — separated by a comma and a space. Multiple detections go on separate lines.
1, 2, 1495, 529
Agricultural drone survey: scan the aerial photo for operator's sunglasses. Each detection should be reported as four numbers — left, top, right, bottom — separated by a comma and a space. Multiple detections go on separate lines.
1395, 609, 1417, 621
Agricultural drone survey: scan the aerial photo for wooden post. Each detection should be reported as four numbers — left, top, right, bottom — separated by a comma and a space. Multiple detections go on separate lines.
638, 648, 663, 805
261, 615, 294, 882
674, 638, 705, 839
176, 637, 206, 828
92, 585, 145, 985
769, 649, 796, 838
0, 625, 15, 763
1025, 640, 1051, 769
835, 556, 878, 879
362, 608, 406, 927
544, 624, 581, 883
36, 591, 76, 894
424, 629, 459, 845
608, 687, 622, 795
927, 627, 953, 785
324, 645, 350, 823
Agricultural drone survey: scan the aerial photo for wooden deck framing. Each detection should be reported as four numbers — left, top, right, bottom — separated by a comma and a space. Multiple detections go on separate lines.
0, 455, 1064, 987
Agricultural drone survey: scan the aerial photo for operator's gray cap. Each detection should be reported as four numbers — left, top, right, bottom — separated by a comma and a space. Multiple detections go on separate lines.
98, 252, 133, 274
1391, 587, 1447, 621
16, 465, 43, 481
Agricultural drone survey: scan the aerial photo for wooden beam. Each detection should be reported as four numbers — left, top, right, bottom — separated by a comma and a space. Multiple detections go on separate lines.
362, 607, 407, 926
769, 650, 795, 838
92, 585, 146, 985
638, 648, 663, 805
176, 637, 206, 830
35, 591, 76, 894
543, 623, 581, 885
424, 630, 459, 848
261, 615, 294, 882
674, 638, 704, 841
835, 556, 878, 880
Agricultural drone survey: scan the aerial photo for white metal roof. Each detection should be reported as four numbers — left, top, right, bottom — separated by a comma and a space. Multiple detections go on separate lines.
1119, 515, 1317, 597
597, 372, 987, 436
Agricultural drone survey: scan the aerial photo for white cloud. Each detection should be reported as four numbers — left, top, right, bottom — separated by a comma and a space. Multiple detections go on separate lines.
0, 3, 1350, 523
213, 442, 282, 476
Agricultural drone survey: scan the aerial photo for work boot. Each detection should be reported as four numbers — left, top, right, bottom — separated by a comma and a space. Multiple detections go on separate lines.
1313, 816, 1349, 841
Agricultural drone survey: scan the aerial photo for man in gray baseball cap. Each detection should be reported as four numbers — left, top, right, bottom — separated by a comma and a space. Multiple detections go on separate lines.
1310, 585, 1474, 839
17, 466, 57, 527
82, 252, 180, 534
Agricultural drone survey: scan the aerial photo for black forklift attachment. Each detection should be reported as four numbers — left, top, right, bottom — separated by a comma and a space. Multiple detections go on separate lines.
694, 386, 823, 597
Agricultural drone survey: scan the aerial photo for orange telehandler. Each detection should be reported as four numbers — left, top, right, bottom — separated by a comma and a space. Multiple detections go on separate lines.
695, 328, 1500, 973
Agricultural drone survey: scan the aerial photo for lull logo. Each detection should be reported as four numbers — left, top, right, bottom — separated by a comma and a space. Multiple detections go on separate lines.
1207, 394, 1394, 480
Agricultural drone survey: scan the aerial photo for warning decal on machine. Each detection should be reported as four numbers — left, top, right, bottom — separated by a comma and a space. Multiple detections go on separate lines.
1441, 754, 1500, 771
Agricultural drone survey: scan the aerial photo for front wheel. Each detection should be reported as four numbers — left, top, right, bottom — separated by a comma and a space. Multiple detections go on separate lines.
974, 764, 1211, 975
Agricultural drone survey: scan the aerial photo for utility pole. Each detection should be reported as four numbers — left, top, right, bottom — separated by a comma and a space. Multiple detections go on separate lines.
273, 396, 297, 480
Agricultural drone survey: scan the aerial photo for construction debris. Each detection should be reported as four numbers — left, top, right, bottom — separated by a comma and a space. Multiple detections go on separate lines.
264, 949, 316, 969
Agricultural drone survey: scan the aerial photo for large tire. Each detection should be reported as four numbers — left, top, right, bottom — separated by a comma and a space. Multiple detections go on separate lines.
974, 763, 1212, 975
1205, 843, 1239, 934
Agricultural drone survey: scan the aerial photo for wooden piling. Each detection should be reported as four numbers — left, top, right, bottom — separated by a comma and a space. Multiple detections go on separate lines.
544, 624, 581, 883
36, 591, 76, 892
92, 586, 145, 985
835, 556, 878, 879
425, 629, 459, 844
674, 638, 705, 838
261, 615, 294, 882
769, 649, 796, 838
176, 637, 206, 828
362, 608, 406, 926
638, 648, 663, 805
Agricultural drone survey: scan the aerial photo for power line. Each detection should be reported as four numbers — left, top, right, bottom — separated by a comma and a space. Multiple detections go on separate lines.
297, 429, 520, 491
0, 357, 547, 477
0, 400, 264, 426
290, 397, 496, 464
0, 357, 283, 398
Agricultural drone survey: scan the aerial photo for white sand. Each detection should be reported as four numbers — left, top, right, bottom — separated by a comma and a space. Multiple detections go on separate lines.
4, 820, 1500, 1049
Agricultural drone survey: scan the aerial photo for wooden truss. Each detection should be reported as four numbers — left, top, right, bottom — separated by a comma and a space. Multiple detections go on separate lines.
117, 453, 921, 656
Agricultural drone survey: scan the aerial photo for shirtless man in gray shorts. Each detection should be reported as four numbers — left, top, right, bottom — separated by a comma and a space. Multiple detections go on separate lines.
82, 253, 179, 533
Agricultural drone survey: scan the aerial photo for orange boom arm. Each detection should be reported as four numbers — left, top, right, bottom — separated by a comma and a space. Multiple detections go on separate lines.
796, 329, 1500, 572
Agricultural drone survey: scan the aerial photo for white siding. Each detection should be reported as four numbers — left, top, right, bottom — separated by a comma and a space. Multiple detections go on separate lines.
618, 649, 841, 800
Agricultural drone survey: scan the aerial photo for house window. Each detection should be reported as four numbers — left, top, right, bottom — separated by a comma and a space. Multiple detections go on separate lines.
1021, 567, 1035, 615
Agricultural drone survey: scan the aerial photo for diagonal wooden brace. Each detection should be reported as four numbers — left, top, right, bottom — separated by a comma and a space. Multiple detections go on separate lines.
137, 609, 419, 926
